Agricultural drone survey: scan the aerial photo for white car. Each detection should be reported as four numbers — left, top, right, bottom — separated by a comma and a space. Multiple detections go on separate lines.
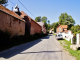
56, 34, 63, 40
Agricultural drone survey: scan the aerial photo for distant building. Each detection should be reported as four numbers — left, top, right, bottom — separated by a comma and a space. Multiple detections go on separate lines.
56, 24, 68, 33
49, 29, 54, 34
37, 21, 46, 34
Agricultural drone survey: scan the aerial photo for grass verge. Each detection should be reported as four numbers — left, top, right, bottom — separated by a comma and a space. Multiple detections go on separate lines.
53, 33, 56, 36
59, 39, 80, 60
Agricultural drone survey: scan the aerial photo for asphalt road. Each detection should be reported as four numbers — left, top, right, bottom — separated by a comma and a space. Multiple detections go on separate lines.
0, 34, 76, 60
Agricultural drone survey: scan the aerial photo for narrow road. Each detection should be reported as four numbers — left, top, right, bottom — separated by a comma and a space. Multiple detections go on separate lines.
0, 34, 76, 60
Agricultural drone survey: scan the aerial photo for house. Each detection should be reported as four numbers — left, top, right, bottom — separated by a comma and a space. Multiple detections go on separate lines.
37, 21, 46, 34
56, 24, 68, 33
0, 4, 26, 36
49, 28, 54, 34
20, 11, 42, 35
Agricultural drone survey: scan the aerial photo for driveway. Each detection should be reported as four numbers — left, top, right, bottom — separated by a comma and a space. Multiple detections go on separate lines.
0, 34, 76, 60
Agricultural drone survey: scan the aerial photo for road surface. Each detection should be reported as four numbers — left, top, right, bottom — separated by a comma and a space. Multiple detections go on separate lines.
0, 34, 76, 60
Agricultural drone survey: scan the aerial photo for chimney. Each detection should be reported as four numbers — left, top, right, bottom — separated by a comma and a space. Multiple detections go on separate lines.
13, 4, 21, 16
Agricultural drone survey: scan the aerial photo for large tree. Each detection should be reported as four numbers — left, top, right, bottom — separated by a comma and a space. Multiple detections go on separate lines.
35, 16, 41, 22
0, 0, 8, 6
59, 12, 75, 29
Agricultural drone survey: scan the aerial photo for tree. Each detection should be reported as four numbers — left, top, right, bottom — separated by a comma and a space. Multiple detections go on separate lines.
0, 0, 8, 7
51, 22, 59, 32
42, 16, 48, 29
47, 20, 50, 30
42, 16, 47, 24
48, 20, 50, 24
59, 12, 75, 29
71, 25, 80, 33
35, 16, 41, 22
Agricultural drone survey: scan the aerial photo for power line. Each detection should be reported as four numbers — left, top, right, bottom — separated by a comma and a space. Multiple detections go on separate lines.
18, 0, 35, 17
9, 0, 15, 6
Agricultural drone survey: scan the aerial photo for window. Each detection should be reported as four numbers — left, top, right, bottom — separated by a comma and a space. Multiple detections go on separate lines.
59, 28, 61, 31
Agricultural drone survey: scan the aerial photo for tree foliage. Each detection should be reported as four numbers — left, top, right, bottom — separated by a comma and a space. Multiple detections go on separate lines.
51, 22, 59, 32
48, 20, 50, 24
35, 16, 50, 29
35, 16, 41, 22
71, 25, 80, 33
41, 16, 48, 29
0, 0, 8, 6
59, 12, 75, 29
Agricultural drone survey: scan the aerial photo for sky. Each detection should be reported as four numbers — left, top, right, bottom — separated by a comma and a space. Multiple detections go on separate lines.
6, 0, 80, 25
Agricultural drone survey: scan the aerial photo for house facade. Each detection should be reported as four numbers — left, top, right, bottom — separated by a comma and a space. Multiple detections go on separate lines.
56, 24, 68, 33
0, 5, 26, 36
20, 11, 42, 35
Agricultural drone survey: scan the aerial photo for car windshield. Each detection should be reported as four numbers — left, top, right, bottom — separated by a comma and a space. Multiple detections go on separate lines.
58, 34, 62, 36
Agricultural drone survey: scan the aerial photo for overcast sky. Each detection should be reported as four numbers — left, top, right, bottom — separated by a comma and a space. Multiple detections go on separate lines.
6, 0, 80, 25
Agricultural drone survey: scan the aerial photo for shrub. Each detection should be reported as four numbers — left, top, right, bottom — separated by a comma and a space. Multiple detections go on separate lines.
73, 35, 76, 44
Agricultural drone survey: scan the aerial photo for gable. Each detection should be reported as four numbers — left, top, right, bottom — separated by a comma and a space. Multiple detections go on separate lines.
57, 24, 68, 29
61, 25, 68, 28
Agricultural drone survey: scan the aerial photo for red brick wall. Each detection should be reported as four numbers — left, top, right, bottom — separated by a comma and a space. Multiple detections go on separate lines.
30, 20, 42, 35
20, 11, 42, 35
0, 11, 25, 36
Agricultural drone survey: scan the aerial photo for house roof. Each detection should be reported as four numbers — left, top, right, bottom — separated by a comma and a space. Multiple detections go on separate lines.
0, 4, 26, 22
57, 24, 68, 28
61, 25, 68, 28
37, 21, 44, 26
20, 11, 41, 27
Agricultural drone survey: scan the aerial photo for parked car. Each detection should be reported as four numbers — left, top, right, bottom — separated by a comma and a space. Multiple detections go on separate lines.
56, 34, 63, 40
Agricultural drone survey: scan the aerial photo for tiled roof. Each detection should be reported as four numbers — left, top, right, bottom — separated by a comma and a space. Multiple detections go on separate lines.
57, 24, 68, 28
61, 25, 68, 28
0, 4, 25, 22
20, 11, 41, 27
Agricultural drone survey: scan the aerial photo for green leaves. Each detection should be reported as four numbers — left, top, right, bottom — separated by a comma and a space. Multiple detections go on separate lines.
59, 12, 75, 29
0, 0, 8, 4
71, 25, 80, 34
35, 16, 41, 22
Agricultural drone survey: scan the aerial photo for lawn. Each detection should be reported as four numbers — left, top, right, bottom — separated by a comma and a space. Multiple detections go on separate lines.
59, 39, 80, 60
53, 33, 56, 36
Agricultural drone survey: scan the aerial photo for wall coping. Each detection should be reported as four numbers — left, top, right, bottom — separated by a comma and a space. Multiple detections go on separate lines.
0, 9, 26, 23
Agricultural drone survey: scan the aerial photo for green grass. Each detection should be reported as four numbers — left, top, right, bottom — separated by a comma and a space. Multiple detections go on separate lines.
53, 33, 56, 36
59, 39, 80, 60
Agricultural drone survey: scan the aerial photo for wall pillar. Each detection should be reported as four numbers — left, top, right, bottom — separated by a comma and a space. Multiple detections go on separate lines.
76, 33, 79, 45
71, 34, 73, 44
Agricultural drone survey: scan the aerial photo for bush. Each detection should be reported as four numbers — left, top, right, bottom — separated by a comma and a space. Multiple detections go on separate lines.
0, 30, 11, 43
73, 35, 76, 44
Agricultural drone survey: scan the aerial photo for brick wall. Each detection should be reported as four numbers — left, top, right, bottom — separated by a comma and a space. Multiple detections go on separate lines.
20, 11, 42, 35
30, 20, 42, 35
0, 10, 25, 36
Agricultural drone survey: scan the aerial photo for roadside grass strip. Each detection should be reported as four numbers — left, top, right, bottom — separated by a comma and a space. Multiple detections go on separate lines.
59, 39, 80, 60
53, 34, 56, 36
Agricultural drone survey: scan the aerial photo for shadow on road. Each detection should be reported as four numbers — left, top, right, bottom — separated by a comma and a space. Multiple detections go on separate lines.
0, 34, 51, 59
20, 51, 62, 54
